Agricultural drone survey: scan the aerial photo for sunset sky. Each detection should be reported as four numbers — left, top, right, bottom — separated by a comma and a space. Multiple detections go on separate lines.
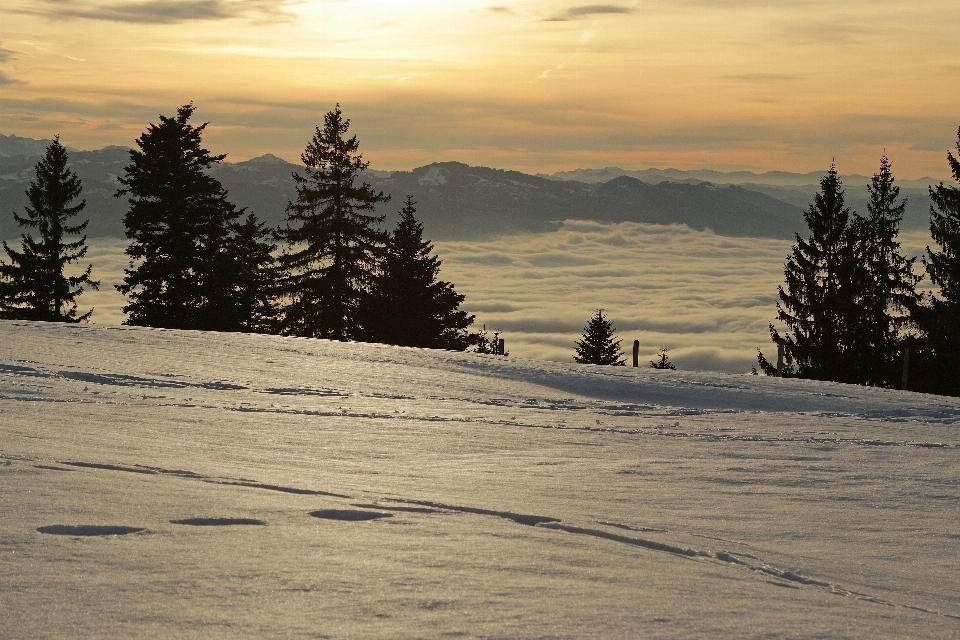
1, 1, 958, 177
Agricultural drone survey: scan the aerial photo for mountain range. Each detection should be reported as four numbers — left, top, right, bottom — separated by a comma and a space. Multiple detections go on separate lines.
0, 133, 942, 242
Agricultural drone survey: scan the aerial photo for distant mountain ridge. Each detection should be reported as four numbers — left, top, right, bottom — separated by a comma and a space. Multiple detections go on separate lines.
0, 133, 77, 158
370, 162, 804, 239
0, 133, 938, 242
546, 165, 943, 190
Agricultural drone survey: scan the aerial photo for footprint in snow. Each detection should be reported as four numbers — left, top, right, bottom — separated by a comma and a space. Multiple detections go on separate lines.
171, 518, 266, 526
37, 525, 145, 536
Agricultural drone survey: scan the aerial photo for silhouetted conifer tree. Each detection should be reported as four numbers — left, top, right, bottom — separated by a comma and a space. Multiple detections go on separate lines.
0, 137, 99, 321
911, 127, 960, 396
364, 196, 474, 349
116, 104, 242, 330
574, 309, 625, 365
277, 105, 389, 340
848, 154, 920, 386
650, 347, 676, 370
229, 213, 281, 333
760, 164, 860, 381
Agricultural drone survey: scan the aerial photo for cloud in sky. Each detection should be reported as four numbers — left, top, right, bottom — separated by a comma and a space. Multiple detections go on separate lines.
18, 0, 296, 24
567, 4, 632, 16
0, 44, 22, 84
543, 4, 633, 21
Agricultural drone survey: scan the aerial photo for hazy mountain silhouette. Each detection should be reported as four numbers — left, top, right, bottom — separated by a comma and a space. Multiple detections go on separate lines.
364, 162, 805, 240
545, 166, 936, 234
0, 134, 934, 241
547, 165, 941, 190
0, 133, 69, 158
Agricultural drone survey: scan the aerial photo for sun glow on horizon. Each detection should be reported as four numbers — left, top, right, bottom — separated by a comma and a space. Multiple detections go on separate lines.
0, 1, 957, 178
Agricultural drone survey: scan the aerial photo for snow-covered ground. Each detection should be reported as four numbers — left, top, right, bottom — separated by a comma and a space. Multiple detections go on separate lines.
2, 320, 959, 638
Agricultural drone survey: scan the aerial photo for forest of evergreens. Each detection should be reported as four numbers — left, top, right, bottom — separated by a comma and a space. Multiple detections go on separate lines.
2, 105, 959, 397
1, 104, 475, 351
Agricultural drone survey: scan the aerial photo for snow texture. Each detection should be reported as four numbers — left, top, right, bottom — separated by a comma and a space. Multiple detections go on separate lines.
1, 319, 959, 638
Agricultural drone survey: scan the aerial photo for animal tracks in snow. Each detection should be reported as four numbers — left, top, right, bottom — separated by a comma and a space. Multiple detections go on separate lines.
13, 449, 960, 624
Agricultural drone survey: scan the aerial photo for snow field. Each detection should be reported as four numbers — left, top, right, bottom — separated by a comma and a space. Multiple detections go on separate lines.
1, 320, 959, 638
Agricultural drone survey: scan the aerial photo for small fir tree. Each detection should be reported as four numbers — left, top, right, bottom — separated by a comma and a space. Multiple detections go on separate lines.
911, 127, 960, 396
277, 105, 389, 340
650, 347, 676, 370
574, 309, 625, 366
116, 104, 242, 330
760, 164, 860, 382
472, 325, 507, 355
0, 137, 99, 322
364, 196, 474, 349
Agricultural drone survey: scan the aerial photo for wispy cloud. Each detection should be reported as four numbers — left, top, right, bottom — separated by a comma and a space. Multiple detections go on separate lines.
485, 5, 512, 13
0, 44, 24, 85
723, 73, 802, 83
16, 0, 298, 24
779, 19, 870, 46
0, 72, 24, 86
543, 4, 633, 21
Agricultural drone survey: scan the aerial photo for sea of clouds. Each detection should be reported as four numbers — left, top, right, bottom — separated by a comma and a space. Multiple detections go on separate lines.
74, 221, 934, 374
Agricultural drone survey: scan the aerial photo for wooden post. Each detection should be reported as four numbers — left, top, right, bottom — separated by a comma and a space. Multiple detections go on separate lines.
776, 343, 784, 378
632, 340, 640, 367
497, 338, 505, 356
902, 347, 910, 391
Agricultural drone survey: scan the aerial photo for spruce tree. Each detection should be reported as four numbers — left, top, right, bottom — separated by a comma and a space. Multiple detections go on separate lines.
650, 347, 676, 370
364, 196, 474, 349
229, 213, 281, 334
277, 105, 389, 340
574, 309, 625, 365
116, 104, 242, 330
760, 164, 859, 381
911, 127, 960, 396
849, 154, 920, 386
0, 137, 99, 322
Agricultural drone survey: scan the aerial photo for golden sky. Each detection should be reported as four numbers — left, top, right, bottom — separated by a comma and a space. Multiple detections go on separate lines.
1, 0, 958, 177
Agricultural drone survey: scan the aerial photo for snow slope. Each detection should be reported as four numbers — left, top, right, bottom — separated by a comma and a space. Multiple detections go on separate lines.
2, 320, 959, 638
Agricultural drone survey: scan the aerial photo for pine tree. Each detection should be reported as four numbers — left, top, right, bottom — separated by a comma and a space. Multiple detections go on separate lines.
849, 154, 920, 386
650, 347, 676, 370
229, 213, 281, 334
0, 137, 99, 322
573, 309, 625, 365
760, 164, 859, 382
911, 127, 960, 396
277, 105, 389, 340
116, 104, 242, 330
364, 196, 474, 349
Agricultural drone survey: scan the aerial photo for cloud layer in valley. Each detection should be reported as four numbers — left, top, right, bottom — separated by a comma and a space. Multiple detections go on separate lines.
71, 223, 936, 374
